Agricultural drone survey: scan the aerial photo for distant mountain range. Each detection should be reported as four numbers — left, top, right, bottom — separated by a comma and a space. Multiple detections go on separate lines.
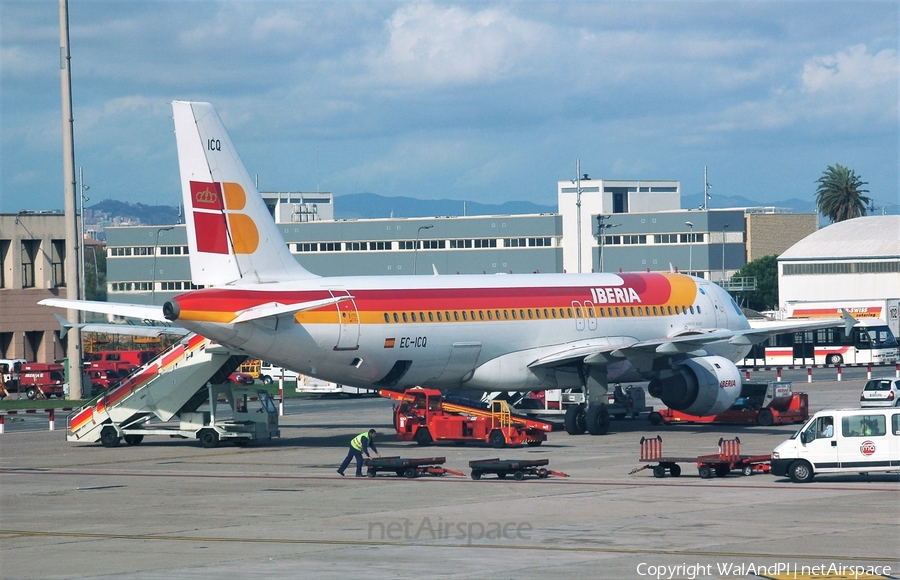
87, 191, 819, 226
332, 192, 556, 219
88, 199, 181, 225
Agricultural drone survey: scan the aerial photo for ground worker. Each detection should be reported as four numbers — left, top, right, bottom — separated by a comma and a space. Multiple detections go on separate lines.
337, 429, 380, 477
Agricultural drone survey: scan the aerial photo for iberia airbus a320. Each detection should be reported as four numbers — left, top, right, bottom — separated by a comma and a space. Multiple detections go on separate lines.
42, 101, 848, 435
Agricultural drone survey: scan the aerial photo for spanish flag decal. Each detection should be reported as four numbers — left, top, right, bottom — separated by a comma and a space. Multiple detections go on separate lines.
384, 338, 396, 348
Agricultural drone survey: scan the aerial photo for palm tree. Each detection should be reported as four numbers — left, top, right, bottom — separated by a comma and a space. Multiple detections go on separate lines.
815, 164, 870, 223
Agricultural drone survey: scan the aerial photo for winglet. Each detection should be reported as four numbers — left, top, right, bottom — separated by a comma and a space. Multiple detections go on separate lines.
841, 308, 858, 335
53, 313, 73, 340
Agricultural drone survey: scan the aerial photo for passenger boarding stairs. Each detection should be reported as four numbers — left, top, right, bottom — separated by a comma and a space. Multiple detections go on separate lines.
67, 334, 245, 443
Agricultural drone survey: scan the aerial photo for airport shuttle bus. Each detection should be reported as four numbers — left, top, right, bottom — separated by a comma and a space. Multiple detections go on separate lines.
742, 320, 899, 367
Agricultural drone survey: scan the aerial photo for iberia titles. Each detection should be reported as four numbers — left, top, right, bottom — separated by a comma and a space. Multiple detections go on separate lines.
590, 286, 642, 304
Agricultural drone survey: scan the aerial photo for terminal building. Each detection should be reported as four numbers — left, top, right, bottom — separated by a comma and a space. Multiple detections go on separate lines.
0, 212, 74, 363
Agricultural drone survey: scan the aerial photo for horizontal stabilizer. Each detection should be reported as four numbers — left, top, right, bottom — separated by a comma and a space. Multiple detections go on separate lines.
231, 295, 353, 323
39, 299, 169, 322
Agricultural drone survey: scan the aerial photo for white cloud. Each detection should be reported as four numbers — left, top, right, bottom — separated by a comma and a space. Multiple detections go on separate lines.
370, 3, 552, 87
801, 44, 898, 92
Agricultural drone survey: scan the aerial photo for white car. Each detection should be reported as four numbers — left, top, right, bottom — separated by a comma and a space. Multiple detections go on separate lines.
860, 378, 900, 408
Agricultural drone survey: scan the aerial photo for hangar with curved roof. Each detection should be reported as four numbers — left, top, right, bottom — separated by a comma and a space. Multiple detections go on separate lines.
778, 215, 900, 305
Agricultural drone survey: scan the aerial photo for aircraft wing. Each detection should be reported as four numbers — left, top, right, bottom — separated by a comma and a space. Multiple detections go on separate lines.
529, 315, 856, 370
51, 313, 187, 339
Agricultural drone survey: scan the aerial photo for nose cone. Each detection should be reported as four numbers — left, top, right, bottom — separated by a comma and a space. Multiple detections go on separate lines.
163, 299, 181, 321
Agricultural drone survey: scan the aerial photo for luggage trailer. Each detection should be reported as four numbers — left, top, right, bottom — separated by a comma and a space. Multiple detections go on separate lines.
635, 436, 771, 479
363, 456, 464, 478
468, 458, 569, 481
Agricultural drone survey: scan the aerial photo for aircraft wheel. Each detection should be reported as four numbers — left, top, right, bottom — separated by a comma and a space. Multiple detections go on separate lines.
756, 408, 774, 427
586, 405, 610, 435
715, 464, 730, 478
489, 430, 507, 448
564, 405, 586, 435
513, 470, 525, 481
698, 465, 712, 479
789, 460, 814, 483
653, 465, 666, 478
199, 429, 219, 449
124, 435, 143, 446
670, 464, 682, 477
100, 426, 120, 448
414, 428, 432, 446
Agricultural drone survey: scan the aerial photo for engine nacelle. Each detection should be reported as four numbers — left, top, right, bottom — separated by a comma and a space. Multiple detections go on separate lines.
647, 356, 741, 416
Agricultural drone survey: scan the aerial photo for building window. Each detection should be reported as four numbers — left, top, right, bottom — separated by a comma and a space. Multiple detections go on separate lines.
51, 240, 65, 287
0, 240, 9, 288
21, 240, 39, 288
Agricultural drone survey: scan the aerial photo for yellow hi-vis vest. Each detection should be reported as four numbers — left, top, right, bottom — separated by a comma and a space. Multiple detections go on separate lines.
351, 431, 369, 451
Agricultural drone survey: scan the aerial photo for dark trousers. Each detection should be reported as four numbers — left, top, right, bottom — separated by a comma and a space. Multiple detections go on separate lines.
339, 446, 364, 476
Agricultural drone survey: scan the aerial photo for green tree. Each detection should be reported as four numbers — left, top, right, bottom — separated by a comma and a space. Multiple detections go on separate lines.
815, 164, 870, 223
731, 255, 778, 312
84, 244, 107, 301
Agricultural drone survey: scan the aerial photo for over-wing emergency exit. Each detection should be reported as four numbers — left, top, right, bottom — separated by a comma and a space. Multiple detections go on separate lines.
41, 101, 851, 435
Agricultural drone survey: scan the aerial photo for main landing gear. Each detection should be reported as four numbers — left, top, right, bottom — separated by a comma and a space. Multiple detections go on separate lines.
564, 404, 610, 435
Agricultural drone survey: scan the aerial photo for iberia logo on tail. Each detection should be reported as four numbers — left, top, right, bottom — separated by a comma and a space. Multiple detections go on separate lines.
190, 181, 259, 255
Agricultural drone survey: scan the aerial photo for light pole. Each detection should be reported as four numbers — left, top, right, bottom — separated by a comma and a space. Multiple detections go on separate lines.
721, 223, 729, 283
79, 167, 89, 305
414, 224, 432, 275
152, 226, 174, 303
685, 221, 693, 276
596, 215, 619, 273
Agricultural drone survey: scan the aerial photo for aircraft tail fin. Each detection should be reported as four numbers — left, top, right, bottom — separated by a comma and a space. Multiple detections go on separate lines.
172, 101, 317, 286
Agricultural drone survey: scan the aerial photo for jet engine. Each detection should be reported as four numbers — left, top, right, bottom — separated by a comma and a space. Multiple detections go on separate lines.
647, 356, 741, 416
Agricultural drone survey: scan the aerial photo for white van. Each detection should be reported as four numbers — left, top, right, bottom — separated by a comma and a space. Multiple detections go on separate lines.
771, 408, 900, 482
258, 362, 300, 385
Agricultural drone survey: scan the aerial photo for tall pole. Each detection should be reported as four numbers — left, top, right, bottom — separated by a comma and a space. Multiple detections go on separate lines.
152, 227, 174, 303
413, 224, 432, 275
79, 167, 89, 304
575, 160, 582, 273
60, 0, 82, 400
703, 166, 711, 211
685, 221, 693, 275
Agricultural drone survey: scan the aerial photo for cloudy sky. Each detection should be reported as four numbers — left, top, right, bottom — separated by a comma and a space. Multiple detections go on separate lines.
1, 1, 897, 214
